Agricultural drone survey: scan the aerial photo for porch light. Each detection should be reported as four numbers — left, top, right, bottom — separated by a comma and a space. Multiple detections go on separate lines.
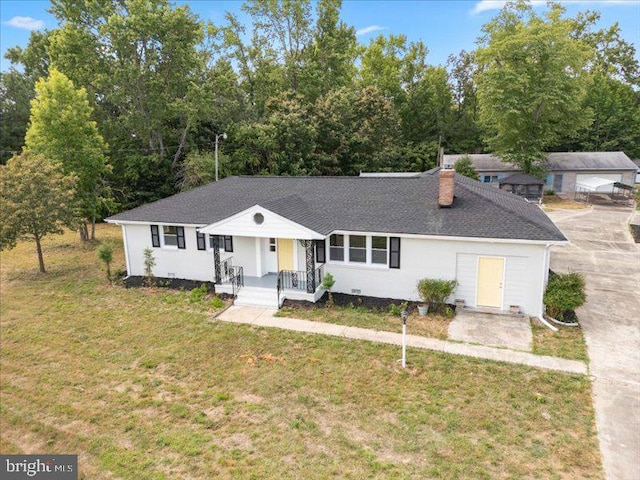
215, 132, 227, 182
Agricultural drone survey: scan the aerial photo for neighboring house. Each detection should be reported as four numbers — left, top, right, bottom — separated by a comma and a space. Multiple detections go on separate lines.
106, 169, 567, 315
443, 152, 638, 193
633, 160, 640, 184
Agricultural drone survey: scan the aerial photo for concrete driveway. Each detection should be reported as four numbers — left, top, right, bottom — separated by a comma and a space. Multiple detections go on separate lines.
547, 206, 640, 480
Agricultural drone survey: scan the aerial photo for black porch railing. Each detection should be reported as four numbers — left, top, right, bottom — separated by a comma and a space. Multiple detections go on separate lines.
216, 257, 244, 297
276, 264, 324, 307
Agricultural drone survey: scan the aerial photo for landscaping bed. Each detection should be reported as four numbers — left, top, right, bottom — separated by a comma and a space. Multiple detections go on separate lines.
1, 225, 602, 479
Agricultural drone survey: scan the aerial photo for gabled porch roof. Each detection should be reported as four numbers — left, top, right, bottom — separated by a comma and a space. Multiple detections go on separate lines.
198, 204, 325, 240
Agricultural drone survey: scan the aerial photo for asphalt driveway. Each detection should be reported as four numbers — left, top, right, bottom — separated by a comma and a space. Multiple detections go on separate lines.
547, 206, 640, 480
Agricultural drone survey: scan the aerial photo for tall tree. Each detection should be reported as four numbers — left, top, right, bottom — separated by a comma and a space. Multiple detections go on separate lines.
25, 68, 110, 241
446, 50, 483, 153
242, 0, 313, 92
0, 69, 34, 164
476, 2, 591, 174
299, 0, 358, 102
359, 34, 427, 108
0, 152, 78, 273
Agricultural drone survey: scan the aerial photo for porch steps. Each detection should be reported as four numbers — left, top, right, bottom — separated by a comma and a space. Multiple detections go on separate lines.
234, 286, 280, 309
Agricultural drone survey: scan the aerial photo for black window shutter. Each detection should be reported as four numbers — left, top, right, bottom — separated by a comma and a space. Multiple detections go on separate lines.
177, 227, 186, 249
196, 232, 206, 251
315, 240, 326, 263
389, 237, 401, 269
224, 236, 233, 252
150, 225, 160, 247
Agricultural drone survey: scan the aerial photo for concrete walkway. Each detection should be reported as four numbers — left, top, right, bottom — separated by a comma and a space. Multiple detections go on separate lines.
449, 310, 533, 351
548, 206, 640, 480
215, 305, 587, 375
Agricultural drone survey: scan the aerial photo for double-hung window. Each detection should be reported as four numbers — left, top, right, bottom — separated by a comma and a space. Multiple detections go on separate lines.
348, 235, 366, 263
371, 236, 387, 264
208, 235, 234, 252
163, 226, 178, 246
150, 225, 185, 249
326, 234, 399, 268
329, 234, 344, 261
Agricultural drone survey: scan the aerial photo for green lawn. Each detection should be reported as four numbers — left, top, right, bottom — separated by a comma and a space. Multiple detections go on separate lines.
277, 305, 451, 339
279, 305, 588, 361
0, 225, 602, 479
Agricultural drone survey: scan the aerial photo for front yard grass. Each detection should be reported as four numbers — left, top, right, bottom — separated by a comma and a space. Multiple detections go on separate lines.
276, 305, 451, 339
531, 322, 589, 362
0, 225, 602, 479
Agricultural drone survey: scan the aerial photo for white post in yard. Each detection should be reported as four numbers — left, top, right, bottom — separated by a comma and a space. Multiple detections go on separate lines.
401, 309, 408, 368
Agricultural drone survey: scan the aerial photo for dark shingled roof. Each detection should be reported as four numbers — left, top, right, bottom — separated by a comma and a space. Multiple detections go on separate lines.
106, 171, 566, 242
499, 173, 544, 185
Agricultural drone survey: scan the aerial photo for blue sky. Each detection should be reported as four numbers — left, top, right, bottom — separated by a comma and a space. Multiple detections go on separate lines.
1, 0, 639, 72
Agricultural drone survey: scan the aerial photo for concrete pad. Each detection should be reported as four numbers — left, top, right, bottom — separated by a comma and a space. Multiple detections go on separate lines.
548, 205, 640, 479
448, 311, 533, 351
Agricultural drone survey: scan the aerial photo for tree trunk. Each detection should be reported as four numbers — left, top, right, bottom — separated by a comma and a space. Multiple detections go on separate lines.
106, 262, 111, 281
79, 222, 89, 242
34, 233, 46, 273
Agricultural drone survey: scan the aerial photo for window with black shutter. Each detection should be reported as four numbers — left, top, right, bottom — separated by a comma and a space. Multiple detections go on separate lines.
315, 239, 326, 263
150, 225, 160, 247
224, 236, 233, 252
389, 237, 401, 269
196, 232, 206, 250
176, 226, 186, 249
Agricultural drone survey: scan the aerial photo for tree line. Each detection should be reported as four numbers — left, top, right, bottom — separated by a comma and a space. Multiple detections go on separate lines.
1, 0, 639, 223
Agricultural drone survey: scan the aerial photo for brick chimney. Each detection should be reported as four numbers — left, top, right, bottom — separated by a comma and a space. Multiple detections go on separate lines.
438, 169, 455, 208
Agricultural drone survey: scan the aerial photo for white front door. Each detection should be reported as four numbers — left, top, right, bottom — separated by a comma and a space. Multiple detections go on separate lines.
264, 237, 278, 273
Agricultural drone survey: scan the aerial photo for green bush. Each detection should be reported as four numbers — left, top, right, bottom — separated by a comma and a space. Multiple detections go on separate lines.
417, 278, 458, 313
321, 272, 336, 306
544, 272, 586, 321
97, 242, 114, 281
388, 301, 409, 316
211, 295, 225, 309
189, 284, 208, 303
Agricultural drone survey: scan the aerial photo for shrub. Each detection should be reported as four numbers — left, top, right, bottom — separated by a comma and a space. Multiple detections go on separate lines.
388, 301, 409, 316
97, 242, 114, 281
143, 248, 156, 286
211, 295, 225, 309
321, 272, 336, 306
417, 278, 458, 313
189, 284, 208, 303
544, 272, 586, 321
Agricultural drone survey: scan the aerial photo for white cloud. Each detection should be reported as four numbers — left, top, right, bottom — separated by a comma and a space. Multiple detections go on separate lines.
356, 25, 385, 36
472, 0, 639, 15
4, 16, 45, 31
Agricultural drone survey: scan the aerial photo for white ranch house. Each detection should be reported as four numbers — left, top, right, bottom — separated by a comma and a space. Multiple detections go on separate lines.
106, 169, 567, 315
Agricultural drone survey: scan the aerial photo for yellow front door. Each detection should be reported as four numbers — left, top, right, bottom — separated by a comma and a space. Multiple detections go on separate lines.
476, 257, 504, 308
277, 238, 294, 271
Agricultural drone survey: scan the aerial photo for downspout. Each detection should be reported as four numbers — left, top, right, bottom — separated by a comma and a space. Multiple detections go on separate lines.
538, 243, 559, 332
120, 223, 131, 277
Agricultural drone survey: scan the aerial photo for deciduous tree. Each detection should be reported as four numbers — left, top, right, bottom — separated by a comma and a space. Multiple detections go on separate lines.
476, 2, 591, 174
25, 69, 110, 241
0, 152, 77, 273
